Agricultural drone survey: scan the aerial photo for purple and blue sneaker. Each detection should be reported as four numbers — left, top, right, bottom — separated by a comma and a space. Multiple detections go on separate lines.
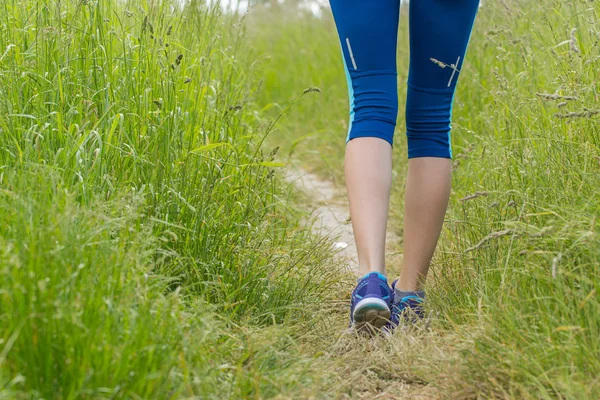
386, 280, 425, 331
350, 272, 392, 332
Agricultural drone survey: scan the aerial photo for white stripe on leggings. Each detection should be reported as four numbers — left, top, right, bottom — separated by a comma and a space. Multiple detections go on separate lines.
346, 38, 357, 70
447, 56, 460, 87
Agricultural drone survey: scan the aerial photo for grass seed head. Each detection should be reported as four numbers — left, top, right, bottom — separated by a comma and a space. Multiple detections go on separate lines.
570, 28, 580, 53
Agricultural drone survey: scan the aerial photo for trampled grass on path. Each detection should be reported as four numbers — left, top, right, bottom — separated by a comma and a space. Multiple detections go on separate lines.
248, 0, 600, 398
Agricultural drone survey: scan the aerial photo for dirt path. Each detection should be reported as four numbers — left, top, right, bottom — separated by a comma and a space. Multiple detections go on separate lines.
285, 166, 359, 273
285, 165, 403, 276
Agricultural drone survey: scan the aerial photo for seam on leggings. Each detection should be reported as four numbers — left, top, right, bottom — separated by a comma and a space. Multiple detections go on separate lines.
352, 116, 397, 126
350, 69, 398, 79
406, 82, 456, 94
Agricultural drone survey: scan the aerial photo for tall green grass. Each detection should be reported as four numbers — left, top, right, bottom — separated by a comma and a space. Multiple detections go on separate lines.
0, 0, 343, 397
248, 0, 600, 397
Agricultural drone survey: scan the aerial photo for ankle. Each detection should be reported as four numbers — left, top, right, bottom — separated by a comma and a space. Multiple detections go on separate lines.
395, 275, 426, 292
357, 271, 387, 282
393, 287, 425, 303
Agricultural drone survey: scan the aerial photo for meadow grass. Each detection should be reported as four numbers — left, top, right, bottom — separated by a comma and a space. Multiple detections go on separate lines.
2, 0, 600, 397
247, 0, 600, 397
0, 0, 349, 398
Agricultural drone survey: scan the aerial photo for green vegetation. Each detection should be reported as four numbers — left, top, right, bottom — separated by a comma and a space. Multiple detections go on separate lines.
248, 0, 600, 397
0, 1, 344, 398
2, 0, 600, 398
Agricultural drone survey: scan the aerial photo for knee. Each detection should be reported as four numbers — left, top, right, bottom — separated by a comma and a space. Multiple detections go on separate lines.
405, 84, 454, 159
346, 71, 398, 146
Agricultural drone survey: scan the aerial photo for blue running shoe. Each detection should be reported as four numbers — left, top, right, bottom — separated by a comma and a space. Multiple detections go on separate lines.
387, 280, 425, 331
350, 272, 392, 332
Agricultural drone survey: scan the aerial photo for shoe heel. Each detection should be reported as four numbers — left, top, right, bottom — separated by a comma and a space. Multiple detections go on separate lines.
353, 298, 391, 332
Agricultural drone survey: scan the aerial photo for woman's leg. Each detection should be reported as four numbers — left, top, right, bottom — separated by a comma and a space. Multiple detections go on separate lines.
329, 0, 401, 278
398, 0, 480, 293
345, 139, 392, 277
329, 0, 400, 329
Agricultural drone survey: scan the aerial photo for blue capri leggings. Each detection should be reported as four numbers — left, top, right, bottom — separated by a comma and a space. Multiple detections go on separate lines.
329, 0, 480, 158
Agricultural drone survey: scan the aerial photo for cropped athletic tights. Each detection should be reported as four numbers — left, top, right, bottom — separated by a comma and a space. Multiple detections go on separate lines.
329, 0, 480, 158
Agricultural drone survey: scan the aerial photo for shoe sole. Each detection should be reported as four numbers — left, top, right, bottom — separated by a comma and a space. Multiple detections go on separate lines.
352, 297, 390, 332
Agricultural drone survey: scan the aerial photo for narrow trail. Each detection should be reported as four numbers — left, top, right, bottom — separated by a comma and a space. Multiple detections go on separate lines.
285, 164, 441, 400
284, 165, 402, 275
285, 166, 359, 273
